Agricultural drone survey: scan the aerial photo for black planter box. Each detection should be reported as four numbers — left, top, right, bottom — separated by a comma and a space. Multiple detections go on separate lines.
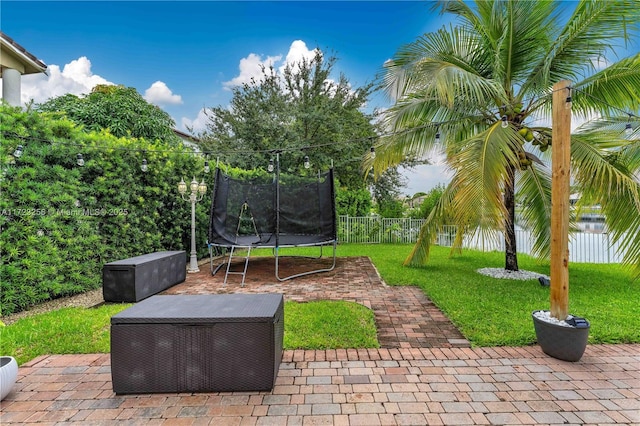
532, 310, 590, 362
110, 293, 284, 394
102, 251, 186, 302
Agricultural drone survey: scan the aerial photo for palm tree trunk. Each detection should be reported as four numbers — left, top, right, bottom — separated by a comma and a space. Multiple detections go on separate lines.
504, 164, 519, 271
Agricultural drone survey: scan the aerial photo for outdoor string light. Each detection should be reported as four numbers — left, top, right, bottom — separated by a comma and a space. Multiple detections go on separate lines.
13, 145, 23, 159
203, 152, 211, 173
140, 150, 148, 172
565, 87, 572, 109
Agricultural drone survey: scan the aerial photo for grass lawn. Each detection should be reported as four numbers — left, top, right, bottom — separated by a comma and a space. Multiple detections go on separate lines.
284, 300, 378, 349
335, 244, 640, 347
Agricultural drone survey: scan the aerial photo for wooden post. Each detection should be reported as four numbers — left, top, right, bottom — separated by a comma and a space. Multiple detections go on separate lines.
550, 80, 572, 320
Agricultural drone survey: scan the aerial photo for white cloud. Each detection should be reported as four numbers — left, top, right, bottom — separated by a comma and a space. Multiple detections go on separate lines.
223, 53, 282, 89
9, 56, 112, 105
528, 107, 598, 132
181, 108, 210, 133
278, 40, 319, 75
143, 81, 183, 106
223, 40, 320, 90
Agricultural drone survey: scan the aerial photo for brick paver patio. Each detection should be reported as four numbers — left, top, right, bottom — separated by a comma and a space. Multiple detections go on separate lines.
1, 256, 639, 425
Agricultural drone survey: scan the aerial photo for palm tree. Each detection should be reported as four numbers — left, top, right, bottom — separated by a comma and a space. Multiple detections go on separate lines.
373, 0, 640, 276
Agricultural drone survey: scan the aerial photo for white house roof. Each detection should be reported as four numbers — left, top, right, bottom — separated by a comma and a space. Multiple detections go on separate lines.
0, 31, 48, 77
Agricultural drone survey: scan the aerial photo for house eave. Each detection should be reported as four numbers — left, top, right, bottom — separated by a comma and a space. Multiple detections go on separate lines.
0, 32, 48, 76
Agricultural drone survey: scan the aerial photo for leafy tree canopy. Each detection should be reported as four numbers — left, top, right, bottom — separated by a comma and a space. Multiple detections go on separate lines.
197, 49, 395, 195
37, 84, 180, 143
408, 184, 453, 222
372, 166, 407, 218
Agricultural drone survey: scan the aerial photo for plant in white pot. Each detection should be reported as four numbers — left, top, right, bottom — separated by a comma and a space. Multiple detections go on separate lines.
1, 320, 19, 400
531, 80, 590, 362
0, 355, 18, 401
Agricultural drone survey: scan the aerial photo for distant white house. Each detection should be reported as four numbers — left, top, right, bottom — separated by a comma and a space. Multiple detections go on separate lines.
173, 129, 200, 151
569, 192, 606, 233
404, 194, 427, 209
0, 32, 47, 106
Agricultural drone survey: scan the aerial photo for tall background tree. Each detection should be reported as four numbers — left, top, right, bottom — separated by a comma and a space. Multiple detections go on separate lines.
37, 84, 181, 143
373, 0, 640, 275
197, 49, 404, 215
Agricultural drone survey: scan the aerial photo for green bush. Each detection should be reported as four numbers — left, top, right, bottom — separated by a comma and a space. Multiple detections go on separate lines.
335, 184, 371, 216
1, 105, 211, 314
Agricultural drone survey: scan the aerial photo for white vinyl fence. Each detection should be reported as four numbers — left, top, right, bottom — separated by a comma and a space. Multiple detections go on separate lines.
337, 216, 626, 263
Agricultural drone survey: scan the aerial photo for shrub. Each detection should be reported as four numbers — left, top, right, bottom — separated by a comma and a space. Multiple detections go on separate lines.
1, 105, 211, 314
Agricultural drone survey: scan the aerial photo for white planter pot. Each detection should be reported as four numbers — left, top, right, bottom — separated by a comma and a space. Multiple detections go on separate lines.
0, 356, 18, 401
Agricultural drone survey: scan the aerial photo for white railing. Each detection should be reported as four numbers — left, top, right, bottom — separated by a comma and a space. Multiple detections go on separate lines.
337, 216, 626, 263
337, 216, 425, 244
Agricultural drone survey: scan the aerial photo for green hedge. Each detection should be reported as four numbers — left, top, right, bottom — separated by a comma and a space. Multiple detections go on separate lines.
1, 105, 212, 315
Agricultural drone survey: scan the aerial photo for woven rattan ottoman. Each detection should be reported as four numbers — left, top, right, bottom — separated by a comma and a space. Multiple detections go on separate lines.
110, 293, 284, 394
103, 251, 186, 302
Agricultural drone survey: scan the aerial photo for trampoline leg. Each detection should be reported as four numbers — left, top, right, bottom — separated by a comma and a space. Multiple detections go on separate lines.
223, 246, 235, 286
210, 245, 226, 276
241, 246, 251, 287
275, 241, 337, 281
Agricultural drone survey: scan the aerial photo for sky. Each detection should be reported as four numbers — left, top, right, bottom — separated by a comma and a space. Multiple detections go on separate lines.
2, 0, 457, 195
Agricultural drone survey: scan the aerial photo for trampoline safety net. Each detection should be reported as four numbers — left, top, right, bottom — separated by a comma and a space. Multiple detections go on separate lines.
207, 167, 337, 282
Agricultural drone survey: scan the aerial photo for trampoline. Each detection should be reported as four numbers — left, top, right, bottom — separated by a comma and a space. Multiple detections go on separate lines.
207, 165, 337, 284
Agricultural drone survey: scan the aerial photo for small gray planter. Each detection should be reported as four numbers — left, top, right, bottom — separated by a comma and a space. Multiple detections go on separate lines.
0, 356, 18, 400
532, 311, 590, 362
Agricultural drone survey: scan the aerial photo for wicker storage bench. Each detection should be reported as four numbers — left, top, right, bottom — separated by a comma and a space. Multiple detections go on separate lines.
102, 251, 186, 302
110, 293, 284, 394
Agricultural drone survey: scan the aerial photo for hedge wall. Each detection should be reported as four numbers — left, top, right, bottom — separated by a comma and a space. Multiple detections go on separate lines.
1, 105, 212, 315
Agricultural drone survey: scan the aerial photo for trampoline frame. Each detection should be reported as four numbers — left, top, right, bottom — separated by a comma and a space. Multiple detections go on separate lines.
209, 239, 337, 285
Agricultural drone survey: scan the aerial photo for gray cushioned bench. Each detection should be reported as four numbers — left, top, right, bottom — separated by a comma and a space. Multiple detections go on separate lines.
110, 293, 284, 394
102, 251, 186, 302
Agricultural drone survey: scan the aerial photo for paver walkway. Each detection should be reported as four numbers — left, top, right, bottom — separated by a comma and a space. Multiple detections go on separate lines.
164, 256, 469, 349
2, 256, 639, 425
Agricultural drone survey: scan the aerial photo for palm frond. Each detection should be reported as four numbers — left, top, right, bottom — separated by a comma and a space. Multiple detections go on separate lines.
574, 53, 640, 115
371, 91, 493, 174
571, 130, 640, 276
449, 122, 520, 230
516, 162, 553, 259
404, 182, 457, 266
383, 27, 504, 109
381, 0, 640, 273
487, 1, 559, 88
523, 0, 639, 95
